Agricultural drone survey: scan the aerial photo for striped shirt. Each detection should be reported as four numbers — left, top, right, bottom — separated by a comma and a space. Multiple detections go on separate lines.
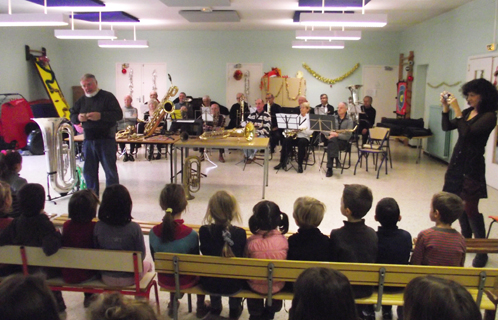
410, 227, 466, 267
247, 110, 271, 137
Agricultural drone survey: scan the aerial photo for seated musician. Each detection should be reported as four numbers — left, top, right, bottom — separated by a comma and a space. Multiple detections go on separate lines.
228, 93, 251, 129
265, 93, 282, 154
274, 102, 313, 173
326, 102, 354, 177
358, 95, 376, 145
118, 95, 138, 162
243, 99, 271, 163
203, 104, 226, 163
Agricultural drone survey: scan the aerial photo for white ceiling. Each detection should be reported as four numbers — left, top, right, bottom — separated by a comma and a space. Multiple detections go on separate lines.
0, 0, 475, 32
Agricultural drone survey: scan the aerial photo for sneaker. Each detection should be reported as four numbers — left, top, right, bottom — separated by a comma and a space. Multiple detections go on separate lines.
154, 153, 161, 160
274, 163, 283, 170
196, 301, 211, 318
128, 154, 135, 162
123, 153, 129, 162
326, 168, 333, 177
219, 155, 225, 163
83, 293, 98, 308
297, 165, 303, 173
361, 310, 376, 320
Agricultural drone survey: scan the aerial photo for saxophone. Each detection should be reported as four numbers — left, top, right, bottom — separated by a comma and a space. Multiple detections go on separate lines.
144, 85, 178, 137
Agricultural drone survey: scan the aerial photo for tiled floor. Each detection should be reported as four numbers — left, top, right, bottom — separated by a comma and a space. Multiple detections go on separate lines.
20, 139, 498, 320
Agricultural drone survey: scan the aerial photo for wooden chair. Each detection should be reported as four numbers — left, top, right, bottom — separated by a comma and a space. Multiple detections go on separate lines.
354, 127, 390, 179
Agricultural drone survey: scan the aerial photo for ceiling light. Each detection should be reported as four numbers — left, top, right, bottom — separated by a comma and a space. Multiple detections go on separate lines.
300, 13, 387, 27
201, 7, 213, 13
296, 30, 361, 40
98, 25, 148, 48
55, 11, 117, 39
292, 40, 345, 49
298, 0, 371, 11
0, 0, 68, 27
98, 39, 149, 48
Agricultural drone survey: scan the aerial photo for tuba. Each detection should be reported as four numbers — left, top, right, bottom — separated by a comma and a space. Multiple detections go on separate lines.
144, 85, 178, 137
33, 118, 77, 196
183, 156, 201, 200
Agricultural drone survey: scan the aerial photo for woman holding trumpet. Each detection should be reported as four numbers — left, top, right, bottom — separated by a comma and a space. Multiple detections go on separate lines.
274, 102, 313, 173
441, 78, 498, 268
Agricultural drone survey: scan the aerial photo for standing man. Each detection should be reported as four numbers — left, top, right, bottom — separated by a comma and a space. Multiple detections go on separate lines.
311, 94, 335, 115
265, 93, 282, 154
118, 95, 138, 162
244, 99, 271, 163
359, 96, 376, 145
326, 102, 354, 177
70, 74, 122, 195
228, 93, 251, 129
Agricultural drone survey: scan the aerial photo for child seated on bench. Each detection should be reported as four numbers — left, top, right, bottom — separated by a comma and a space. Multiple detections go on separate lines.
411, 192, 466, 267
329, 184, 377, 320
199, 190, 247, 320
0, 183, 66, 312
403, 276, 481, 320
94, 184, 152, 287
289, 267, 358, 320
61, 189, 100, 308
246, 201, 289, 320
148, 184, 210, 318
287, 196, 330, 262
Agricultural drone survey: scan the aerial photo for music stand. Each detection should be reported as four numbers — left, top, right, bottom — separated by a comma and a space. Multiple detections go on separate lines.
310, 114, 336, 151
276, 113, 299, 130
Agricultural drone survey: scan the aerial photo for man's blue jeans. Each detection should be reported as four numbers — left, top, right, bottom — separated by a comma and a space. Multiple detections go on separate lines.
83, 139, 119, 195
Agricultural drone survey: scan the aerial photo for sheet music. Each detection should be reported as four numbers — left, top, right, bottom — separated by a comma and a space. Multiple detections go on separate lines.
276, 113, 300, 130
309, 114, 336, 133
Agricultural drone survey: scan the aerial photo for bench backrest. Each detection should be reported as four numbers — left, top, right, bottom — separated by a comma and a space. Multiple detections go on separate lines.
154, 252, 498, 292
0, 245, 143, 273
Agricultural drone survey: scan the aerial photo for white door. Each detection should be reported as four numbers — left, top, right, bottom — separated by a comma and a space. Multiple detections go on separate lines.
226, 63, 263, 110
361, 65, 399, 123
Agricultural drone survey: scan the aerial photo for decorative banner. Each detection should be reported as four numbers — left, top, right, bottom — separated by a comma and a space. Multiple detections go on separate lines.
396, 81, 407, 116
427, 81, 461, 89
302, 62, 359, 85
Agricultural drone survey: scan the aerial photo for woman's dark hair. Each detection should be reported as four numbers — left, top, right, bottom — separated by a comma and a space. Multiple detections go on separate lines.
289, 268, 357, 320
461, 78, 498, 113
18, 183, 45, 217
90, 292, 158, 320
159, 184, 187, 242
404, 276, 482, 320
68, 189, 100, 223
249, 200, 289, 235
98, 184, 133, 226
0, 150, 22, 181
0, 274, 59, 320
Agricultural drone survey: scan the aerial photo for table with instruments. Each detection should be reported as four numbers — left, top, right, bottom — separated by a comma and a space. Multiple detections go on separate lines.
73, 134, 180, 182
173, 137, 270, 199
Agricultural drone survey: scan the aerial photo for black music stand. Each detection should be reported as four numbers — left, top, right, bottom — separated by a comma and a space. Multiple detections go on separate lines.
309, 114, 336, 134
276, 113, 299, 131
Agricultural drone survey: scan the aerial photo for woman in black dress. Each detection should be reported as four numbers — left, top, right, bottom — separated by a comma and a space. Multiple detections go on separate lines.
441, 78, 498, 267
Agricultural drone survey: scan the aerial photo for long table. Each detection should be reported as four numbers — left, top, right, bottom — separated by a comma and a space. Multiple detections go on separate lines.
173, 137, 270, 199
73, 134, 180, 181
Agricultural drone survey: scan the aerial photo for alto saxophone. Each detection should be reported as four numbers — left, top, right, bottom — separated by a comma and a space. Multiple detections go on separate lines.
144, 85, 178, 137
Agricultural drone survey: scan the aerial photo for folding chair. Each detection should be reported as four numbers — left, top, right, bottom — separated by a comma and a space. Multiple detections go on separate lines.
354, 127, 390, 179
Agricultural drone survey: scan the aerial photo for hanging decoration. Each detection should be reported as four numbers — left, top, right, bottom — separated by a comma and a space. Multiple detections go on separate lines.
302, 63, 359, 85
396, 81, 408, 116
152, 69, 157, 91
427, 81, 461, 89
121, 63, 129, 74
128, 69, 134, 97
244, 70, 250, 100
233, 69, 243, 81
285, 78, 304, 101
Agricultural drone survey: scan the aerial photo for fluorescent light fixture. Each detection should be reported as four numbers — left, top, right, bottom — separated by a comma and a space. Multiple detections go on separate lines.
300, 13, 387, 27
0, 13, 68, 26
98, 39, 149, 48
296, 30, 361, 40
55, 29, 117, 39
292, 40, 345, 49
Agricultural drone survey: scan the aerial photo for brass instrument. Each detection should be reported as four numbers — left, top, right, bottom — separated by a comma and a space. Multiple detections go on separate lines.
116, 125, 143, 140
283, 127, 307, 139
144, 85, 179, 137
33, 118, 77, 196
183, 156, 201, 200
321, 125, 358, 136
199, 122, 255, 141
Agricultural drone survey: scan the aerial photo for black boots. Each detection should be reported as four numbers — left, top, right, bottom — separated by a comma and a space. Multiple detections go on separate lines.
458, 213, 473, 238
469, 214, 488, 267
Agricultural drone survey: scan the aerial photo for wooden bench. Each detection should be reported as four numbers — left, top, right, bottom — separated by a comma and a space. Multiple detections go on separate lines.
0, 245, 160, 313
154, 252, 498, 320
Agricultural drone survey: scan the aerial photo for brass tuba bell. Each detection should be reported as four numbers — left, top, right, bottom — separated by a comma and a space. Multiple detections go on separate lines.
183, 156, 201, 200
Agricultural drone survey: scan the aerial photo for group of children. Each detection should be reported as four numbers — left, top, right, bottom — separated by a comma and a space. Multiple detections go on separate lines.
0, 171, 471, 320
